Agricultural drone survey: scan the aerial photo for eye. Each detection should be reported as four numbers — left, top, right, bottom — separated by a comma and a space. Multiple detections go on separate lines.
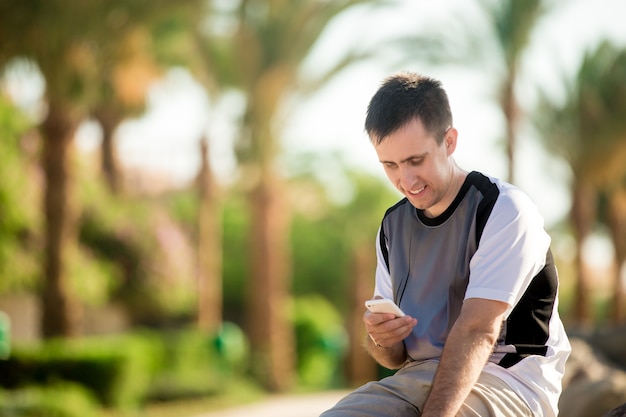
408, 158, 423, 166
382, 162, 397, 169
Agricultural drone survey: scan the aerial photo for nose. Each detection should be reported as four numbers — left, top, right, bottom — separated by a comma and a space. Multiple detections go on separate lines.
398, 166, 415, 191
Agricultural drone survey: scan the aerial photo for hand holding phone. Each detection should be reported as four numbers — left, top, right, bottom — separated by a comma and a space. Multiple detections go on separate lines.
364, 298, 405, 317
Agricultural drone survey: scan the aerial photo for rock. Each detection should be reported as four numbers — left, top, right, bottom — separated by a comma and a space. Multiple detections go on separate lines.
562, 338, 619, 389
604, 402, 626, 417
560, 376, 626, 417
589, 326, 626, 370
559, 337, 626, 417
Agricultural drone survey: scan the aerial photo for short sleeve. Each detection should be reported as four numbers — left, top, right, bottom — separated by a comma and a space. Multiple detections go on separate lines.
466, 186, 551, 316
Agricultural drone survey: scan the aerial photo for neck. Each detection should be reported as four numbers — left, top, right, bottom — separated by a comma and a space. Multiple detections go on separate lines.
423, 163, 468, 219
450, 164, 468, 196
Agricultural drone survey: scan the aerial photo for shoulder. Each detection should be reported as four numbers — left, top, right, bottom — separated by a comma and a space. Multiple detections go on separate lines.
493, 179, 543, 223
477, 178, 548, 253
468, 173, 545, 241
471, 173, 540, 218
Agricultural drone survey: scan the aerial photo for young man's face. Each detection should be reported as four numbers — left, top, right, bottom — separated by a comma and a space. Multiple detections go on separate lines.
373, 118, 458, 218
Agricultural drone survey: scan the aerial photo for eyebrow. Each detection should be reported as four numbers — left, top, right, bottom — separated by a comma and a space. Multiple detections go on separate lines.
379, 153, 427, 164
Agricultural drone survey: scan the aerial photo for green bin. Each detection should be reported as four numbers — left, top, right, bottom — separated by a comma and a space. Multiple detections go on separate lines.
0, 311, 9, 359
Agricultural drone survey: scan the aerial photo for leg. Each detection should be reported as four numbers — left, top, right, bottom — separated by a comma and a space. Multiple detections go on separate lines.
320, 361, 438, 417
457, 371, 533, 417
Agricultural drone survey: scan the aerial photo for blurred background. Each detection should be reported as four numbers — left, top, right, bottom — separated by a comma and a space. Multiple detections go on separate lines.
1, 0, 626, 416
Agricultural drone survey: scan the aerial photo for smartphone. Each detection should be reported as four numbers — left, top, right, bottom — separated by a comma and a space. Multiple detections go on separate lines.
364, 298, 405, 317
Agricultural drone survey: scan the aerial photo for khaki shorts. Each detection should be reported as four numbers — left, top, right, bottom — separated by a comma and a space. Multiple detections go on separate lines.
320, 360, 533, 417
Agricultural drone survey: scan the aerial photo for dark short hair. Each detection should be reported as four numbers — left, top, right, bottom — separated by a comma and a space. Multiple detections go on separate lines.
365, 72, 453, 145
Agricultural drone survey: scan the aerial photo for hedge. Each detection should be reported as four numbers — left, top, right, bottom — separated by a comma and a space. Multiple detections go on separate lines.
0, 332, 161, 408
0, 383, 100, 417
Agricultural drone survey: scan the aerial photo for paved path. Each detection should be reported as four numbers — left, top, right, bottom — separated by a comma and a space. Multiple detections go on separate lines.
192, 391, 349, 417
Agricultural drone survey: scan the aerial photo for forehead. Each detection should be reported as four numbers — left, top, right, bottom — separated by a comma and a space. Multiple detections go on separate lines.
374, 119, 438, 159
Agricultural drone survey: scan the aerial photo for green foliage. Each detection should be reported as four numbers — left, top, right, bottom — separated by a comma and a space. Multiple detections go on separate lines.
289, 158, 400, 311
0, 327, 256, 414
221, 194, 250, 323
535, 40, 626, 181
0, 312, 9, 360
0, 90, 398, 341
147, 323, 251, 402
0, 97, 32, 226
66, 245, 121, 307
0, 96, 39, 293
291, 214, 352, 307
72, 172, 151, 314
147, 329, 219, 402
77, 208, 146, 308
75, 169, 198, 322
0, 333, 161, 408
293, 296, 348, 389
215, 163, 399, 324
164, 190, 198, 229
0, 383, 101, 417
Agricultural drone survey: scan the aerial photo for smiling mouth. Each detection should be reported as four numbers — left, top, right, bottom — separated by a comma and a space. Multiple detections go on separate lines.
408, 186, 425, 195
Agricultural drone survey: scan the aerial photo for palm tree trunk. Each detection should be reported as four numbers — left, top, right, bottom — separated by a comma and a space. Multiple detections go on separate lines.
345, 244, 377, 386
197, 139, 222, 332
570, 181, 596, 326
607, 188, 626, 323
246, 171, 295, 392
93, 107, 122, 194
40, 102, 80, 338
501, 75, 519, 185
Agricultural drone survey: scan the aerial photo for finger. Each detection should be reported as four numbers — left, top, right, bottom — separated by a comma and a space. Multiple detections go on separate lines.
363, 310, 396, 326
368, 316, 416, 344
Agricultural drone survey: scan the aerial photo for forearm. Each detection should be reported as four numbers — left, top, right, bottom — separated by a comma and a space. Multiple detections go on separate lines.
364, 334, 407, 369
421, 327, 495, 416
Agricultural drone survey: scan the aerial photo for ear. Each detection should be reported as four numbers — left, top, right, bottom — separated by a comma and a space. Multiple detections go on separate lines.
444, 127, 458, 156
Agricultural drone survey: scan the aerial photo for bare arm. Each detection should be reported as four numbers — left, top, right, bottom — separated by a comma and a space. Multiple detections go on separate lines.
421, 298, 508, 417
363, 310, 417, 369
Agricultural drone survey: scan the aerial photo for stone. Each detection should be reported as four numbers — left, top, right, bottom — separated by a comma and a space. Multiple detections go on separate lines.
560, 337, 626, 417
604, 402, 626, 417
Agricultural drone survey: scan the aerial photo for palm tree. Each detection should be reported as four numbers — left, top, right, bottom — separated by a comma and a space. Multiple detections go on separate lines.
592, 47, 626, 323
0, 1, 103, 337
91, 28, 157, 194
92, 5, 202, 194
484, 0, 545, 184
534, 41, 626, 325
0, 0, 200, 337
194, 0, 387, 391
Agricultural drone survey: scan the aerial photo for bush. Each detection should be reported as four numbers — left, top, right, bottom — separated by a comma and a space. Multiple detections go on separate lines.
0, 383, 100, 417
148, 328, 219, 402
0, 326, 255, 410
147, 323, 250, 402
0, 333, 161, 408
0, 96, 39, 294
293, 296, 348, 389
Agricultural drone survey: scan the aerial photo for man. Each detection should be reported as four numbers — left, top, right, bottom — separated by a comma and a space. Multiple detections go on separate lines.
321, 72, 570, 417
